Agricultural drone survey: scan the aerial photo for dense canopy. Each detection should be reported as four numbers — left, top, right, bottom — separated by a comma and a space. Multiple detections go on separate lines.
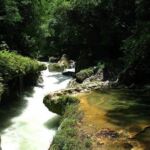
0, 0, 150, 85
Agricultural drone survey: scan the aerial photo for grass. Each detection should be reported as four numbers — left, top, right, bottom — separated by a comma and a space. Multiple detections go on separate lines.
48, 96, 92, 150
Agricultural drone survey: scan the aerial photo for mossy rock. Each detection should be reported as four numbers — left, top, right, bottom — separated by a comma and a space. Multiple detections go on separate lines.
0, 50, 45, 82
58, 54, 70, 68
43, 95, 78, 115
76, 68, 94, 83
48, 63, 66, 72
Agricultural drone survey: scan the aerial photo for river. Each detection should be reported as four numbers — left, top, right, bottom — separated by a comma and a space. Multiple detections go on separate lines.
0, 63, 71, 150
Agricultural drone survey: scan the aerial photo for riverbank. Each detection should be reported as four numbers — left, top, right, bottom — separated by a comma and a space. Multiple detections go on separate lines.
0, 62, 72, 150
44, 95, 92, 150
0, 50, 46, 103
43, 55, 150, 150
44, 87, 150, 150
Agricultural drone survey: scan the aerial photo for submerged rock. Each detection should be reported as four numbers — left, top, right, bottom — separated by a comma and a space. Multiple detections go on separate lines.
122, 143, 133, 150
96, 128, 119, 139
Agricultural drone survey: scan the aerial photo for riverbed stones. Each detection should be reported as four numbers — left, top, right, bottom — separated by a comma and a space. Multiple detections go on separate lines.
96, 128, 119, 139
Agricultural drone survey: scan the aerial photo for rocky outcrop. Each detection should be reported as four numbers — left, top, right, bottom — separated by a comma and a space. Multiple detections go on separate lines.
76, 68, 94, 83
44, 79, 111, 110
48, 54, 75, 72
58, 54, 69, 68
48, 63, 66, 72
43, 95, 78, 115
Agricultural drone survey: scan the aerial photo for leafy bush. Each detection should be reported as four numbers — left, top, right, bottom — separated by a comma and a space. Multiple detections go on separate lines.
0, 50, 44, 81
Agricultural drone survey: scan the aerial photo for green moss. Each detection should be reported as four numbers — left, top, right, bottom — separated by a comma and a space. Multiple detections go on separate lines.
0, 50, 45, 82
49, 96, 91, 150
76, 67, 94, 83
48, 63, 66, 72
44, 95, 79, 115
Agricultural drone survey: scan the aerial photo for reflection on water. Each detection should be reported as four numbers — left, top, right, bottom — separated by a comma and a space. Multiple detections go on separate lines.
78, 89, 150, 150
0, 63, 71, 150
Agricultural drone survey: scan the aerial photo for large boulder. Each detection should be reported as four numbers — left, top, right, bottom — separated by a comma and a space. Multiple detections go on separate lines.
48, 54, 75, 72
48, 63, 66, 72
58, 54, 70, 68
76, 68, 94, 83
43, 95, 78, 115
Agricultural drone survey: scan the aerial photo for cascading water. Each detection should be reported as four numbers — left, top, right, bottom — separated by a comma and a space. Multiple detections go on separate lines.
0, 62, 72, 150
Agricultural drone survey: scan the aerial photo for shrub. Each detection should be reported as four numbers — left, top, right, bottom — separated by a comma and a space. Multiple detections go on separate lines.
0, 50, 45, 82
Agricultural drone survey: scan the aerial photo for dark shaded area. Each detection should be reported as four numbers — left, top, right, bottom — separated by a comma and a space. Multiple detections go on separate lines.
0, 86, 34, 133
44, 115, 61, 130
1, 72, 39, 104
106, 89, 150, 128
0, 0, 150, 86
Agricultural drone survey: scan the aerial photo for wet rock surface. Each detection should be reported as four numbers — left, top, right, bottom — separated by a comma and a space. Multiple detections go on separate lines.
48, 54, 75, 72
96, 128, 119, 139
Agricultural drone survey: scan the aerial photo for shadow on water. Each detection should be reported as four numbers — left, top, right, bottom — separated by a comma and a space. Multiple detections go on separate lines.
44, 115, 61, 130
0, 86, 34, 133
48, 73, 70, 84
104, 89, 150, 128
79, 89, 150, 149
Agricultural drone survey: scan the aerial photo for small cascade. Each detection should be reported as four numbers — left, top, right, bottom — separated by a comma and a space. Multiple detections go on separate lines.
0, 62, 72, 150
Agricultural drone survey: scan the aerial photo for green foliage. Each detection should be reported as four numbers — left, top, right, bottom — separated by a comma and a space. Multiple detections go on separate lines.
97, 62, 105, 70
44, 95, 79, 115
44, 95, 91, 150
50, 103, 91, 150
57, 96, 78, 106
0, 0, 149, 83
45, 0, 136, 65
0, 50, 44, 81
0, 0, 49, 57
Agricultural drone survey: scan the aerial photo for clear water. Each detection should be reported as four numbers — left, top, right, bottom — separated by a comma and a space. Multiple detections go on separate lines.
78, 89, 150, 149
0, 62, 71, 150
